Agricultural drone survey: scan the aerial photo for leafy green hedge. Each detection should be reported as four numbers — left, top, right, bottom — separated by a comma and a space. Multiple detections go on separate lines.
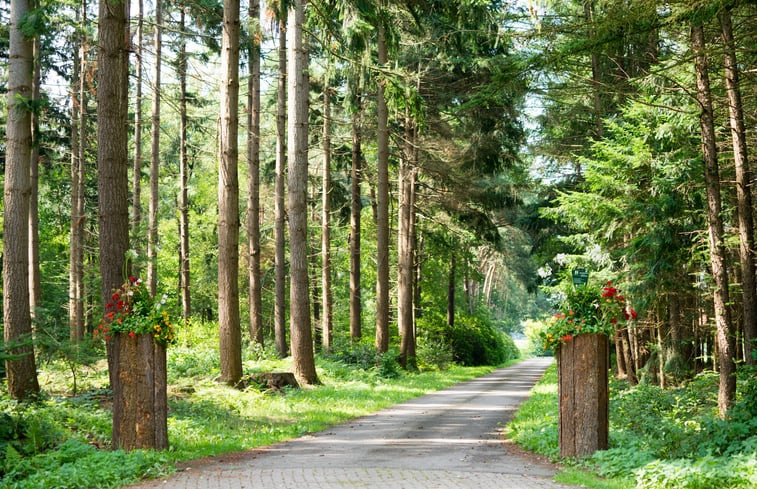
417, 312, 519, 367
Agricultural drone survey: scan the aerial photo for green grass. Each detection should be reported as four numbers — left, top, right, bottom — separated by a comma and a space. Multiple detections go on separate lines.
1, 324, 514, 489
506, 362, 757, 489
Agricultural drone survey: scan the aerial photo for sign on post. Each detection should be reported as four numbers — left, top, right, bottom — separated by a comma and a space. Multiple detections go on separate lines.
572, 268, 588, 287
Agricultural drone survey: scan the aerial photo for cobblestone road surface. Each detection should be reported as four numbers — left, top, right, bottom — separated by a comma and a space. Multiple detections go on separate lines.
128, 357, 568, 489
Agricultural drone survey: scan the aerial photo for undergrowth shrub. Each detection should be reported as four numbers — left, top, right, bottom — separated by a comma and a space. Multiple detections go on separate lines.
416, 312, 519, 367
321, 338, 401, 379
509, 363, 757, 489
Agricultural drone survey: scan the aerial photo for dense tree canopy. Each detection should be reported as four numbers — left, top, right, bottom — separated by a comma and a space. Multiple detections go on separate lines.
1, 0, 756, 440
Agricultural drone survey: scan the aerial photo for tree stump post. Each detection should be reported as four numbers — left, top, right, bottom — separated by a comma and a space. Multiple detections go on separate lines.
558, 333, 609, 458
112, 333, 168, 450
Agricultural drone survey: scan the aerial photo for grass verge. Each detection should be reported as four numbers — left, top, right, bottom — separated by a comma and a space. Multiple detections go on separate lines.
506, 361, 757, 489
1, 338, 512, 489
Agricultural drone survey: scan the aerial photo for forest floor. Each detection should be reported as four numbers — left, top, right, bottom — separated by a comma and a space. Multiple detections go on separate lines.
125, 357, 566, 489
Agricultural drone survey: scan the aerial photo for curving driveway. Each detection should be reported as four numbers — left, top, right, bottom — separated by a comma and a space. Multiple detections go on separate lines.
128, 357, 568, 489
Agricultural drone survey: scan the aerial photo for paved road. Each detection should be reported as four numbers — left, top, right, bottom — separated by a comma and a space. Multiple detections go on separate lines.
128, 357, 567, 489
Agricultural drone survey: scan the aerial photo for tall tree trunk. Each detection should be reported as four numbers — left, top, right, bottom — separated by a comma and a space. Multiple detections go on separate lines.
287, 0, 318, 385
349, 90, 363, 342
447, 252, 456, 327
4, 0, 40, 400
247, 0, 263, 345
28, 25, 41, 319
147, 0, 162, 296
69, 5, 85, 341
692, 24, 735, 416
584, 0, 603, 140
414, 232, 423, 325
97, 0, 130, 374
375, 14, 390, 353
178, 8, 191, 321
310, 194, 321, 347
321, 55, 333, 350
274, 19, 288, 358
218, 0, 242, 385
132, 0, 144, 264
97, 0, 130, 446
720, 8, 756, 365
398, 116, 416, 369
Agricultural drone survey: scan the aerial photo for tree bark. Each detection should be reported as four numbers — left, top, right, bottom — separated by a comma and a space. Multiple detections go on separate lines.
28, 26, 41, 319
69, 5, 85, 341
584, 0, 603, 140
247, 0, 263, 345
558, 334, 609, 457
147, 0, 162, 296
720, 8, 756, 365
178, 8, 191, 321
691, 24, 736, 416
132, 0, 144, 265
350, 89, 363, 342
4, 0, 40, 400
321, 55, 333, 350
398, 117, 416, 369
274, 18, 288, 358
112, 334, 168, 450
287, 0, 319, 385
97, 0, 131, 395
310, 194, 321, 347
447, 253, 456, 327
375, 14, 390, 353
218, 0, 242, 385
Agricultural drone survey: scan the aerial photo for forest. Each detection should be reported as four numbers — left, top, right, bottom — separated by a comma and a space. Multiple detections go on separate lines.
2, 0, 756, 488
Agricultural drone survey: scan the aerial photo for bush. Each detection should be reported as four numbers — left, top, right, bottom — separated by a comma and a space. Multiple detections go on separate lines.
321, 338, 402, 379
416, 312, 519, 367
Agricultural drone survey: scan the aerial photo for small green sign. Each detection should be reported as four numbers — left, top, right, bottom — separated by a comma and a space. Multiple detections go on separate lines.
572, 268, 589, 287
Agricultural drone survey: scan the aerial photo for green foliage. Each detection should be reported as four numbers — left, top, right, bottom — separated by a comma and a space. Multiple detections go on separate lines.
95, 277, 178, 347
507, 365, 757, 489
321, 338, 402, 379
1, 333, 499, 488
416, 312, 519, 367
541, 283, 634, 351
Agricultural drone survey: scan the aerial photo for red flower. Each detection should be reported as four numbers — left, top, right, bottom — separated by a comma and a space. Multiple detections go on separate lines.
611, 317, 618, 324
116, 300, 125, 310
129, 275, 137, 283
111, 293, 120, 301
106, 301, 113, 309
630, 309, 638, 319
562, 334, 573, 342
624, 311, 630, 320
602, 286, 617, 298
105, 335, 111, 341
128, 331, 136, 338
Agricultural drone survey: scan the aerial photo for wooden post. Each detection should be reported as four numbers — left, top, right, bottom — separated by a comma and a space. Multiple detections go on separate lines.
112, 333, 168, 450
558, 333, 609, 457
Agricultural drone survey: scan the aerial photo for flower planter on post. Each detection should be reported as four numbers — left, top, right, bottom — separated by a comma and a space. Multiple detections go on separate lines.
112, 333, 168, 450
97, 277, 175, 451
557, 333, 609, 458
542, 282, 635, 459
